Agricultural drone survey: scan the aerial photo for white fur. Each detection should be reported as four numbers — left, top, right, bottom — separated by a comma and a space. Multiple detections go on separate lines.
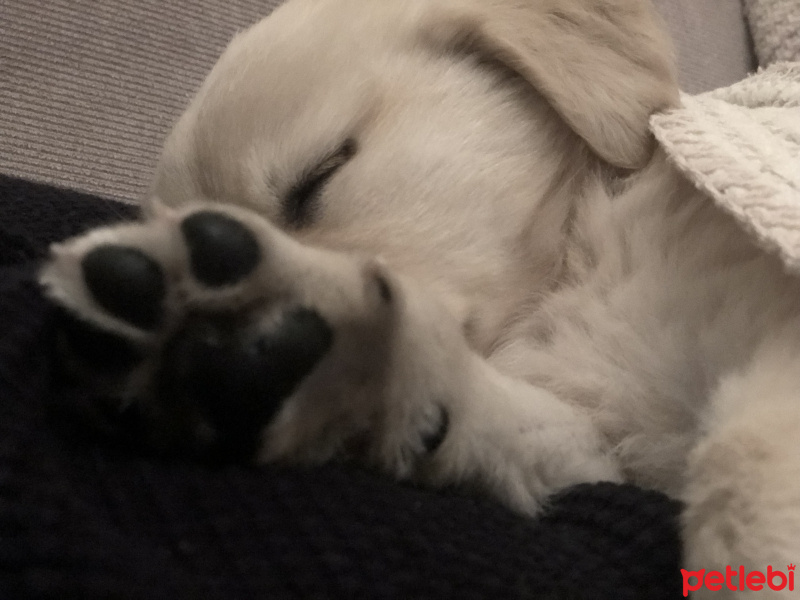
41, 0, 800, 593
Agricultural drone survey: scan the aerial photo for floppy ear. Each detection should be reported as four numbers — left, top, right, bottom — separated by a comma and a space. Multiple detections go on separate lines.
422, 0, 679, 169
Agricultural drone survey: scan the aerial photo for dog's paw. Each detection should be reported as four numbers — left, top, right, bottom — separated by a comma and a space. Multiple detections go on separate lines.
40, 203, 462, 467
39, 202, 615, 511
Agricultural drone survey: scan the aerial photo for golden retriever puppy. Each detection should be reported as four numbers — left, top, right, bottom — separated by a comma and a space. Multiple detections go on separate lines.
40, 0, 800, 594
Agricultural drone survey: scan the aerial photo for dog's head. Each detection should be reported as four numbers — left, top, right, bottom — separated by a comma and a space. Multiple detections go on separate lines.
152, 0, 678, 351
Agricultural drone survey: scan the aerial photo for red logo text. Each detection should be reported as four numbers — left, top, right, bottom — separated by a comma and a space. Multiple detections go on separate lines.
682, 564, 795, 596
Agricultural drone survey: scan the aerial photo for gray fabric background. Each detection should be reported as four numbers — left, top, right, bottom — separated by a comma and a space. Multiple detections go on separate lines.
1, 0, 755, 204
653, 0, 755, 92
1, 0, 283, 203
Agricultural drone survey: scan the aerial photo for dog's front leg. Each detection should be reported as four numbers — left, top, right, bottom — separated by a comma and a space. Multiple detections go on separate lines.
260, 265, 622, 516
682, 334, 800, 599
409, 351, 623, 514
40, 202, 619, 514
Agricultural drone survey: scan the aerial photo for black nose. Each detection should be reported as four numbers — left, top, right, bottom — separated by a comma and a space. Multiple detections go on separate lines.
156, 307, 333, 461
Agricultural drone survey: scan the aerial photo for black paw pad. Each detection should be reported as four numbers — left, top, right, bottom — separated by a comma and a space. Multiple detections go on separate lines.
256, 307, 335, 399
82, 245, 165, 329
157, 306, 333, 462
181, 211, 261, 287
422, 406, 449, 454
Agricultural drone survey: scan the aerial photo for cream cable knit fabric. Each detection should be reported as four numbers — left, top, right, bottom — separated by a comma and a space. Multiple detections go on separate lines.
744, 0, 800, 66
651, 63, 800, 273
651, 3, 800, 273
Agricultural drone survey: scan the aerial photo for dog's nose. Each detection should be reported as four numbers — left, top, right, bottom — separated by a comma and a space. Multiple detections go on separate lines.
157, 307, 333, 461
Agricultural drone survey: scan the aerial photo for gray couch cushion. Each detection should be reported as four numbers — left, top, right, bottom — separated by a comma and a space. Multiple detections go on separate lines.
652, 0, 756, 93
1, 0, 756, 203
1, 0, 282, 203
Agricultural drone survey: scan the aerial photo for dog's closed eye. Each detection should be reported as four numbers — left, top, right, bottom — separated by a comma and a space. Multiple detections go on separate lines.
283, 138, 357, 228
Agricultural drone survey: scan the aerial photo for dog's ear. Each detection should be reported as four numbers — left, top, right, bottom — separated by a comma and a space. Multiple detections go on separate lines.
421, 0, 679, 169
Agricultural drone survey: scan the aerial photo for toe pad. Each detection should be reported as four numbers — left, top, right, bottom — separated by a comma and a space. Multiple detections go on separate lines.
181, 211, 261, 287
82, 245, 165, 329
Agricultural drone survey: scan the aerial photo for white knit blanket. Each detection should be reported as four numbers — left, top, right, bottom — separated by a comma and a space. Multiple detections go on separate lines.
744, 0, 800, 66
650, 62, 800, 273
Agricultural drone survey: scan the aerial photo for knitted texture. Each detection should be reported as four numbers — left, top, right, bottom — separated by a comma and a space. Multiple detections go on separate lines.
744, 0, 800, 67
0, 175, 683, 599
651, 63, 800, 274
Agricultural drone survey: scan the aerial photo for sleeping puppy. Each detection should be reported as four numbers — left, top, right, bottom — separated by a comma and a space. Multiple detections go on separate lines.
40, 0, 800, 594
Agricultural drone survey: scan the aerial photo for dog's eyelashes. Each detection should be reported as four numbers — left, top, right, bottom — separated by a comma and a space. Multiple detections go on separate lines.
284, 171, 332, 229
284, 138, 357, 229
